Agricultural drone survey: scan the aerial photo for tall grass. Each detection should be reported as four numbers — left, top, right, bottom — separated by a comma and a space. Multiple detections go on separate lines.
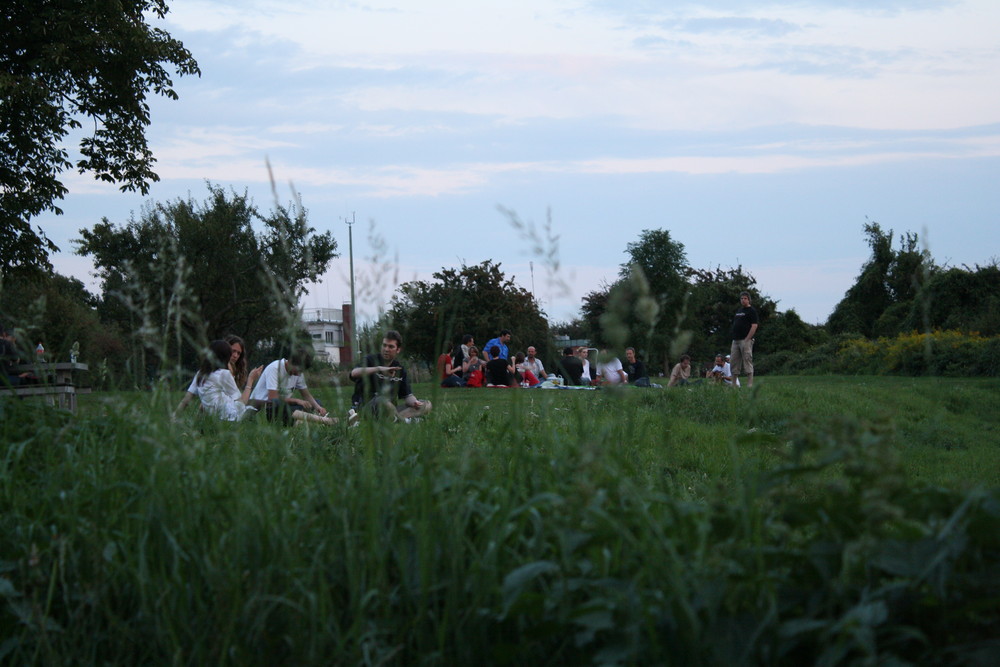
2, 377, 998, 665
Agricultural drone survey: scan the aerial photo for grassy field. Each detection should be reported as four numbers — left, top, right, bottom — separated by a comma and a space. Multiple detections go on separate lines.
2, 375, 999, 665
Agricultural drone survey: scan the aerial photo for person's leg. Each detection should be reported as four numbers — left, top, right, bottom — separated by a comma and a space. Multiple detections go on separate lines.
742, 339, 754, 387
265, 398, 295, 424
730, 341, 743, 388
397, 399, 432, 421
291, 410, 338, 425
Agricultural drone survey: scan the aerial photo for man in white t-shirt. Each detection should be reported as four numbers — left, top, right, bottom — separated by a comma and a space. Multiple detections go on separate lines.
596, 350, 627, 385
708, 354, 738, 387
520, 345, 547, 380
249, 349, 327, 423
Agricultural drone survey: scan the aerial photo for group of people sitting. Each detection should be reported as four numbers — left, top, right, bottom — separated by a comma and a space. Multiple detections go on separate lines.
436, 331, 556, 388
175, 330, 432, 425
667, 353, 742, 387
436, 330, 654, 388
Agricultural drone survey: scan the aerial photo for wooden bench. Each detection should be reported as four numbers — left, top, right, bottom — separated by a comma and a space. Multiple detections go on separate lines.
0, 384, 79, 412
2, 362, 91, 413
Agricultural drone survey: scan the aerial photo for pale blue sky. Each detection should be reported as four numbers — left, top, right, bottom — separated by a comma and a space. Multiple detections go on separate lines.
41, 0, 1000, 324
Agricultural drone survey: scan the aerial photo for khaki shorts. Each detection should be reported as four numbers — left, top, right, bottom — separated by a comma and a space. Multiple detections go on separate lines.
730, 338, 754, 376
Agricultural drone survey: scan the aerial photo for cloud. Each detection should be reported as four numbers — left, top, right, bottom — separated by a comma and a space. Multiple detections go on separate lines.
664, 16, 803, 38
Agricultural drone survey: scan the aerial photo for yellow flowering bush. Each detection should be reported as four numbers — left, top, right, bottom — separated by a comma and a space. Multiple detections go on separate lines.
834, 330, 999, 376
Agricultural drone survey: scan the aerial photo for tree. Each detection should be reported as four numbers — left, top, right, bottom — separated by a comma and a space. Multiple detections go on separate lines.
902, 263, 1000, 336
387, 261, 549, 364
828, 222, 935, 338
1, 0, 199, 276
0, 271, 130, 384
577, 229, 690, 370
75, 184, 337, 377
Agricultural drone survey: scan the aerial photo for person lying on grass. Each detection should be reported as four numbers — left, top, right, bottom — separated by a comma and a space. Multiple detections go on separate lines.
350, 330, 432, 421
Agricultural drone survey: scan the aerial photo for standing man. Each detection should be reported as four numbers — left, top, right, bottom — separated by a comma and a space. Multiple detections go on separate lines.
730, 291, 759, 387
351, 330, 432, 421
521, 345, 548, 381
483, 329, 512, 361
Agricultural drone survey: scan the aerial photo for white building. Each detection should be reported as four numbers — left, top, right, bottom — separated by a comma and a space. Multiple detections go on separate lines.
302, 307, 350, 365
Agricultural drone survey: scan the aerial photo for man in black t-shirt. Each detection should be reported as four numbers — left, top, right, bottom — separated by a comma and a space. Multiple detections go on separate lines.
351, 330, 432, 420
624, 347, 649, 386
729, 291, 759, 387
558, 346, 584, 386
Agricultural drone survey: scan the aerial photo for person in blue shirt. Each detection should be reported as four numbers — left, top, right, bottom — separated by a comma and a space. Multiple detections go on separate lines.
482, 329, 512, 361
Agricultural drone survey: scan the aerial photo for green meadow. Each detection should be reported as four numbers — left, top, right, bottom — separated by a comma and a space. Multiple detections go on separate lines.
2, 376, 999, 665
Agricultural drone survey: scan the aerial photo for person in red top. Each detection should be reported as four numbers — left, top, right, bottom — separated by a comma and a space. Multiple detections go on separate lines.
438, 342, 465, 387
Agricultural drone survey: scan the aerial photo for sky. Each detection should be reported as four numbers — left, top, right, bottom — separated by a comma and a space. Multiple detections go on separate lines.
38, 0, 1000, 325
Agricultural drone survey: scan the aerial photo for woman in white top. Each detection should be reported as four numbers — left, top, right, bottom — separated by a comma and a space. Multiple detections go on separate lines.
196, 339, 263, 421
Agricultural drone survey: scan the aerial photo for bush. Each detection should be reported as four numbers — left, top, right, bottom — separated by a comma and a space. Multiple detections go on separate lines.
835, 330, 1000, 376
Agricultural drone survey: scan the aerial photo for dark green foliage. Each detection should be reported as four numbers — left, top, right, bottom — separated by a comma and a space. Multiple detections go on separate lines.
0, 0, 199, 276
0, 272, 128, 382
828, 221, 935, 338
75, 184, 337, 380
387, 260, 550, 363
903, 264, 1000, 335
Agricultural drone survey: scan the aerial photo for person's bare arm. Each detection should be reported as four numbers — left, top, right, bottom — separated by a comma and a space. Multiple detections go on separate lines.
239, 366, 263, 404
299, 388, 327, 416
350, 365, 398, 379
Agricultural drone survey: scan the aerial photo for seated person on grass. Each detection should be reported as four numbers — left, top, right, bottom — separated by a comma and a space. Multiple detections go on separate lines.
513, 352, 540, 387
351, 330, 432, 421
709, 354, 736, 386
596, 350, 627, 386
624, 347, 650, 387
193, 339, 264, 422
1, 325, 36, 387
521, 346, 547, 381
175, 333, 252, 416
485, 346, 515, 387
249, 348, 336, 425
438, 342, 465, 388
668, 354, 694, 387
559, 346, 584, 386
577, 346, 594, 385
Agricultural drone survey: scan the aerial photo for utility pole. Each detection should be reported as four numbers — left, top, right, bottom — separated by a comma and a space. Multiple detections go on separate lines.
345, 212, 357, 363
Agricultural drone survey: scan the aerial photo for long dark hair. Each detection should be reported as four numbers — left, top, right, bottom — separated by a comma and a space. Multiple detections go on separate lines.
225, 335, 248, 387
197, 340, 232, 386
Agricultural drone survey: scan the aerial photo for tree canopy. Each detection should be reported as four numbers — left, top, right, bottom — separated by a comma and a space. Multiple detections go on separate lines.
827, 222, 935, 338
577, 228, 779, 371
1, 0, 199, 276
386, 260, 549, 363
75, 184, 337, 374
